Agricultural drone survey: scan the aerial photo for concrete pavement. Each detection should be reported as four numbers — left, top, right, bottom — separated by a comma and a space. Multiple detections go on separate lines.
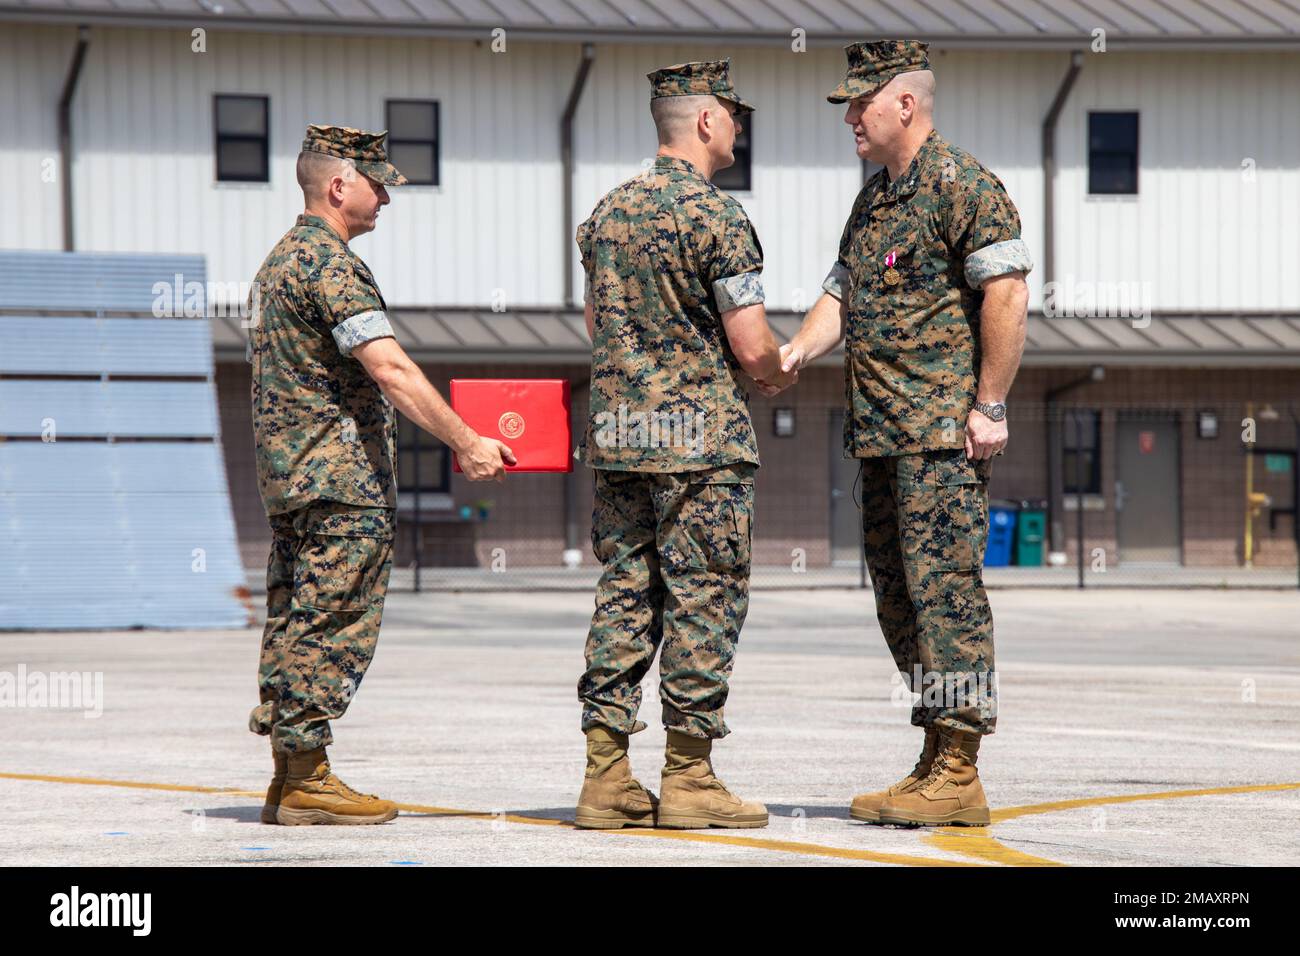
2, 589, 1297, 866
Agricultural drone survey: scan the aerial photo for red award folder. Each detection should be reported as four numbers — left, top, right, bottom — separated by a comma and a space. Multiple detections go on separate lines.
450, 378, 573, 473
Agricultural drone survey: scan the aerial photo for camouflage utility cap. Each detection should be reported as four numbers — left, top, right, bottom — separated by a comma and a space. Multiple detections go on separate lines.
648, 59, 754, 115
301, 124, 408, 186
827, 40, 930, 104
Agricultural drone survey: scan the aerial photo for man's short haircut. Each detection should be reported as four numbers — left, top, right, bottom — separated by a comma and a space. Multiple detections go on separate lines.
650, 94, 724, 146
888, 69, 935, 115
295, 150, 357, 200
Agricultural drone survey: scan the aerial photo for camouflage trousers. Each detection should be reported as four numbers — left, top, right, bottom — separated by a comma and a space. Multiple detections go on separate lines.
248, 500, 395, 754
860, 450, 997, 736
580, 463, 755, 740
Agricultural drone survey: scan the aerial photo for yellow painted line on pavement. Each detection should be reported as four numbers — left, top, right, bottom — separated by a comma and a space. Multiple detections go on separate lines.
0, 770, 971, 867
925, 780, 1300, 868
597, 825, 976, 866
397, 799, 975, 865
9, 771, 1296, 868
988, 780, 1300, 823
925, 827, 1066, 867
396, 803, 567, 825
0, 770, 263, 798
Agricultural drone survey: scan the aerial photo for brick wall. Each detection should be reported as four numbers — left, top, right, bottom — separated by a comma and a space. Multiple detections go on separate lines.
217, 360, 1298, 571
995, 367, 1299, 568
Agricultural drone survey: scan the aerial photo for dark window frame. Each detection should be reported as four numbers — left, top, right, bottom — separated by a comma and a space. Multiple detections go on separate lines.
213, 94, 270, 183
711, 114, 752, 192
1087, 110, 1139, 196
397, 416, 451, 494
1063, 408, 1102, 495
385, 99, 441, 186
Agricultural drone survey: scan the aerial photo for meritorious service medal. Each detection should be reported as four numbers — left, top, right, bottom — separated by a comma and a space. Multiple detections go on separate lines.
883, 250, 901, 286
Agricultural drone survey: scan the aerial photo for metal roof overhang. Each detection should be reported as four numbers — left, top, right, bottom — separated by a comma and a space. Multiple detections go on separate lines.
209, 308, 1300, 368
4, 0, 1300, 50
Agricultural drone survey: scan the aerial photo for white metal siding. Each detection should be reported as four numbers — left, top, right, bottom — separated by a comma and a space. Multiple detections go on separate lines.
1052, 50, 1300, 312
570, 44, 864, 316
4, 24, 1297, 314
2, 25, 573, 309
0, 22, 67, 251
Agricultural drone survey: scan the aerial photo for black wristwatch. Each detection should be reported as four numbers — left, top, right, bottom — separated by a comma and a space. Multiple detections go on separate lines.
974, 401, 1007, 422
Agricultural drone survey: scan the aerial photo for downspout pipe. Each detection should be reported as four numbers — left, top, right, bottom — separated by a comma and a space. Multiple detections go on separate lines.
1041, 50, 1084, 557
561, 45, 595, 567
561, 43, 595, 308
59, 25, 91, 252
1041, 49, 1083, 294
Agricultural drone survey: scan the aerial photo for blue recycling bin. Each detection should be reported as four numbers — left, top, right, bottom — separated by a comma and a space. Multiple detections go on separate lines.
986, 505, 1018, 567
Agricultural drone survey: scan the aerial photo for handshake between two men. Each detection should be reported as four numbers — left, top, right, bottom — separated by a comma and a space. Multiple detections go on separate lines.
747, 280, 1020, 463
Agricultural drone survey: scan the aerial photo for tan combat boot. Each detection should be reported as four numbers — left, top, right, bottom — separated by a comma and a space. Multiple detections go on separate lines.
260, 747, 287, 824
574, 726, 658, 830
657, 731, 768, 829
878, 728, 989, 826
849, 725, 939, 824
276, 747, 399, 826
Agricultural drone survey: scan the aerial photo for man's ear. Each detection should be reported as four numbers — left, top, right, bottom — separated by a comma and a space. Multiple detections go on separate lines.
327, 174, 345, 203
697, 106, 712, 140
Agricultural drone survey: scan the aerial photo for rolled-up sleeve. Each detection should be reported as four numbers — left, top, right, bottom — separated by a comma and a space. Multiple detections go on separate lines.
964, 238, 1033, 290
312, 254, 394, 356
332, 309, 395, 356
821, 262, 850, 300
576, 213, 596, 305
705, 200, 765, 313
945, 168, 1033, 290
713, 271, 764, 311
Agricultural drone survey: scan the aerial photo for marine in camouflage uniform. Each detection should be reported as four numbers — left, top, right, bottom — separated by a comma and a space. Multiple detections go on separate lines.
246, 126, 410, 825
820, 41, 1031, 741
812, 42, 1032, 825
574, 60, 775, 830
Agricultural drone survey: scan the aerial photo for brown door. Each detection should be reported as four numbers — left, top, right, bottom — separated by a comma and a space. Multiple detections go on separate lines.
1115, 414, 1182, 565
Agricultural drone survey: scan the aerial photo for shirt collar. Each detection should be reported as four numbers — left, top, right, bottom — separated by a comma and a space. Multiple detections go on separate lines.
877, 128, 942, 203
296, 213, 346, 244
654, 155, 704, 179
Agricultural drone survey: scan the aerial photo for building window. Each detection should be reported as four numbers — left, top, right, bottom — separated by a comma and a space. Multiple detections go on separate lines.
214, 95, 269, 182
712, 116, 751, 192
397, 416, 450, 494
385, 100, 440, 186
1088, 111, 1138, 195
1063, 409, 1101, 494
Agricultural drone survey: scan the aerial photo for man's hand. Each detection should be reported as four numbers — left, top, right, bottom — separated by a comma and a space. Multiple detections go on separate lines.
751, 342, 803, 396
964, 408, 1007, 460
780, 341, 807, 374
754, 359, 798, 397
455, 435, 516, 482
354, 337, 515, 477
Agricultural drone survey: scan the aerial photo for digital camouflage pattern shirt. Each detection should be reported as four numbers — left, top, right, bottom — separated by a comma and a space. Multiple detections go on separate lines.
823, 129, 1032, 458
577, 156, 765, 472
248, 214, 398, 515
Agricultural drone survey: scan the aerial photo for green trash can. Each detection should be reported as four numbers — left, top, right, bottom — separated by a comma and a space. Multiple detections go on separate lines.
1015, 502, 1046, 567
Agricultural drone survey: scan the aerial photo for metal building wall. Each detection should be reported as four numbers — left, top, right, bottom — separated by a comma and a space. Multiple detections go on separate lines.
0, 21, 67, 251
0, 23, 573, 310
0, 251, 249, 630
4, 24, 1297, 314
1050, 50, 1300, 312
